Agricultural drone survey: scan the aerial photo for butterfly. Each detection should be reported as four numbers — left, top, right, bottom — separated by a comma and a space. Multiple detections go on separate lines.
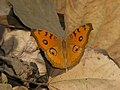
32, 23, 93, 69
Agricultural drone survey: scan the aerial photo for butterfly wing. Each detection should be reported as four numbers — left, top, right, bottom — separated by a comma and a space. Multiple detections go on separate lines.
32, 30, 65, 68
66, 23, 93, 68
32, 23, 93, 69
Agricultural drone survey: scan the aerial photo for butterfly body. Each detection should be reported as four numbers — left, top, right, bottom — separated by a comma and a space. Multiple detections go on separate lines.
32, 23, 93, 69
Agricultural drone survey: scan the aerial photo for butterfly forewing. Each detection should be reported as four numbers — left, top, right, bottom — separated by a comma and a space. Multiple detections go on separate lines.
66, 23, 93, 47
32, 30, 60, 50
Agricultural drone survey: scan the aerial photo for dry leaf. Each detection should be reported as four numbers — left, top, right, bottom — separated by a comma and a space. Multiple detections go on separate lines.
49, 79, 120, 90
54, 0, 65, 14
0, 0, 11, 15
1, 73, 8, 83
63, 0, 120, 66
13, 86, 28, 90
2, 30, 31, 56
48, 49, 120, 90
19, 50, 47, 75
0, 84, 12, 90
3, 0, 120, 89
107, 39, 120, 66
64, 0, 86, 33
23, 36, 38, 52
1, 30, 46, 75
8, 0, 65, 40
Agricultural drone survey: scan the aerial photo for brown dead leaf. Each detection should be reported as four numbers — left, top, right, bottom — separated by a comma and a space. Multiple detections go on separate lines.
54, 0, 65, 14
0, 0, 10, 15
107, 39, 120, 66
62, 0, 120, 67
48, 49, 120, 90
1, 30, 46, 75
1, 30, 31, 56
8, 0, 65, 40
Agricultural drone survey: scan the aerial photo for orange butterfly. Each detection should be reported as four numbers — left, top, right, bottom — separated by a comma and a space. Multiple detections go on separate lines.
32, 23, 93, 69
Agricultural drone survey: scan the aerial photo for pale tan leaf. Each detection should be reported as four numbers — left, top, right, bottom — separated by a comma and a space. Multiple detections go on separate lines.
13, 86, 28, 90
49, 79, 120, 90
23, 36, 38, 52
1, 73, 8, 83
0, 84, 12, 90
48, 49, 120, 90
19, 50, 47, 75
2, 30, 31, 56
